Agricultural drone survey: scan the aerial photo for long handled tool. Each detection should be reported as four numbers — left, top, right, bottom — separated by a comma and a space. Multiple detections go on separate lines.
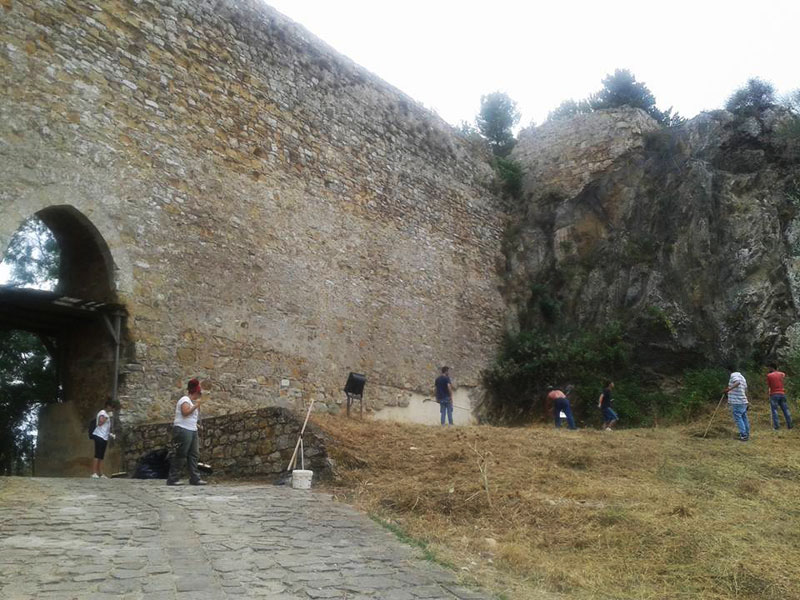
286, 397, 316, 472
703, 394, 726, 438
423, 397, 471, 411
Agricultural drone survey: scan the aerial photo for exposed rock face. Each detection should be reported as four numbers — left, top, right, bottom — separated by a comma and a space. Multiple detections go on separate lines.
506, 108, 800, 369
513, 108, 661, 199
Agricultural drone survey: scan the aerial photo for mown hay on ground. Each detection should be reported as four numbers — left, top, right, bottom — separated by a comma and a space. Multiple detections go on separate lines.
314, 409, 800, 600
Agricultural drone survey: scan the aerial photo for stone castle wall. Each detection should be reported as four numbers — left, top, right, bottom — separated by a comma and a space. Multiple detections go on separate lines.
1, 0, 506, 442
512, 108, 660, 199
123, 406, 331, 480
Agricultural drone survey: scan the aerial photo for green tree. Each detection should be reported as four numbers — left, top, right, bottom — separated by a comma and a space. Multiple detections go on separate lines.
1, 217, 59, 289
476, 92, 520, 157
783, 89, 800, 114
725, 78, 777, 114
589, 69, 684, 126
0, 330, 57, 475
0, 216, 60, 474
590, 69, 661, 117
547, 98, 593, 122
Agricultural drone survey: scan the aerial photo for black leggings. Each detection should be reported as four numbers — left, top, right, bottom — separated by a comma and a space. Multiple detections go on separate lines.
92, 435, 108, 460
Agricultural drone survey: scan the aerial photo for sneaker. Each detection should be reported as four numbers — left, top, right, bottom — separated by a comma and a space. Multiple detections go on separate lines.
166, 480, 183, 486
189, 480, 208, 486
90, 473, 100, 479
739, 435, 749, 442
100, 474, 108, 479
605, 427, 613, 432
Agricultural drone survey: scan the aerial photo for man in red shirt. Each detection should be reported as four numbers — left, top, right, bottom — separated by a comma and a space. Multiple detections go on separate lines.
766, 363, 793, 430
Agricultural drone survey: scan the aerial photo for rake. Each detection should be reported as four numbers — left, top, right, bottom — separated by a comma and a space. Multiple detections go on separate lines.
702, 394, 726, 438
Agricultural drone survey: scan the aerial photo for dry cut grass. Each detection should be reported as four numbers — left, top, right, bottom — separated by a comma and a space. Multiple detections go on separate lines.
313, 408, 800, 600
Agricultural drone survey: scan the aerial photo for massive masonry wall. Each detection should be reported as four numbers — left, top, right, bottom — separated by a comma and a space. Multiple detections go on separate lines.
1, 0, 505, 429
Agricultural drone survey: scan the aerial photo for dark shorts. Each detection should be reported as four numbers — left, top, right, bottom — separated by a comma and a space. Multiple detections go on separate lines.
92, 435, 108, 460
602, 407, 618, 422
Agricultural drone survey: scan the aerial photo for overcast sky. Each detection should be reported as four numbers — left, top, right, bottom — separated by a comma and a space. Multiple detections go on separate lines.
267, 0, 799, 127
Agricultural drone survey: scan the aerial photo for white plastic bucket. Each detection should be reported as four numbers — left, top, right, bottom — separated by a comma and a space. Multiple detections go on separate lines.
291, 469, 313, 490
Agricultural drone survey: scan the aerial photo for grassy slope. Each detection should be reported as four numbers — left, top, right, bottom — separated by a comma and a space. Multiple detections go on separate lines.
313, 409, 800, 600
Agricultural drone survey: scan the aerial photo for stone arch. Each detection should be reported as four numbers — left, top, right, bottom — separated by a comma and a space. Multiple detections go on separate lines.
1, 199, 132, 476
1, 192, 133, 299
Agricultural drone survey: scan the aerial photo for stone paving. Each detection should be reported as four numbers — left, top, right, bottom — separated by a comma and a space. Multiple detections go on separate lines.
0, 478, 493, 600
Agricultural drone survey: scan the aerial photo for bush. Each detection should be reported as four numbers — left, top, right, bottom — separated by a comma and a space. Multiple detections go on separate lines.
725, 78, 777, 115
547, 99, 593, 122
493, 157, 522, 200
611, 379, 673, 427
785, 89, 800, 115
483, 323, 630, 423
674, 367, 729, 420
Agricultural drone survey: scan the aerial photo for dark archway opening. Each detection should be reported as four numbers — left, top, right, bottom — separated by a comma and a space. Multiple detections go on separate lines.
1, 206, 127, 476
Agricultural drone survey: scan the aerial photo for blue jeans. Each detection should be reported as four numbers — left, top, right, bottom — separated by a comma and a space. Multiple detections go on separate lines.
554, 398, 576, 430
602, 407, 618, 424
769, 394, 793, 429
730, 403, 750, 438
439, 400, 453, 425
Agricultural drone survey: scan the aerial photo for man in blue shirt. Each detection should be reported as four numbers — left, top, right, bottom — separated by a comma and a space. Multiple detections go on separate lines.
435, 366, 454, 426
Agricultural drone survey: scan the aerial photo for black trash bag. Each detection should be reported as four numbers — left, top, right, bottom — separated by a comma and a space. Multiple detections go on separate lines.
133, 448, 170, 479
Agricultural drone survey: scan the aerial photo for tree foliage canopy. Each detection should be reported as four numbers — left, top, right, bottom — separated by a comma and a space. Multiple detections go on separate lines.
1, 217, 59, 289
0, 330, 57, 475
547, 98, 593, 122
476, 92, 520, 157
590, 69, 658, 114
726, 78, 777, 114
786, 89, 800, 114
0, 217, 60, 474
547, 69, 684, 127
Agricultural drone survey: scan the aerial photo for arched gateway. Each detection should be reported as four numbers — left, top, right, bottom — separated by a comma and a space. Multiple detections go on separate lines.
1, 205, 129, 476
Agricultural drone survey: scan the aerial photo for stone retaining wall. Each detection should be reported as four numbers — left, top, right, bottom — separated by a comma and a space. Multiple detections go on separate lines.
123, 407, 331, 480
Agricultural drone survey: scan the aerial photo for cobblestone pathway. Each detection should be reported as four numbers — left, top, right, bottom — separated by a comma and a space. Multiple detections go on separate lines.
0, 478, 493, 600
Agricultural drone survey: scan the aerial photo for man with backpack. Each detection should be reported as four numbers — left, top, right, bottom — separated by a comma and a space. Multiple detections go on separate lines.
89, 398, 117, 478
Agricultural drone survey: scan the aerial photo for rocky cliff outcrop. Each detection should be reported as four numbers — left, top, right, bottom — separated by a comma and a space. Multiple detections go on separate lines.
506, 107, 800, 370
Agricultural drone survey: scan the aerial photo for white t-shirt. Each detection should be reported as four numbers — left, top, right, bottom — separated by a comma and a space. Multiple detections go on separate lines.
92, 410, 112, 440
727, 372, 748, 404
174, 396, 198, 431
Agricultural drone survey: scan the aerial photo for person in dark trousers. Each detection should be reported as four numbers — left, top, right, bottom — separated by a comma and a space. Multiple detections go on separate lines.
167, 378, 207, 486
548, 386, 577, 430
598, 381, 618, 431
90, 398, 117, 478
767, 363, 792, 430
435, 366, 454, 426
